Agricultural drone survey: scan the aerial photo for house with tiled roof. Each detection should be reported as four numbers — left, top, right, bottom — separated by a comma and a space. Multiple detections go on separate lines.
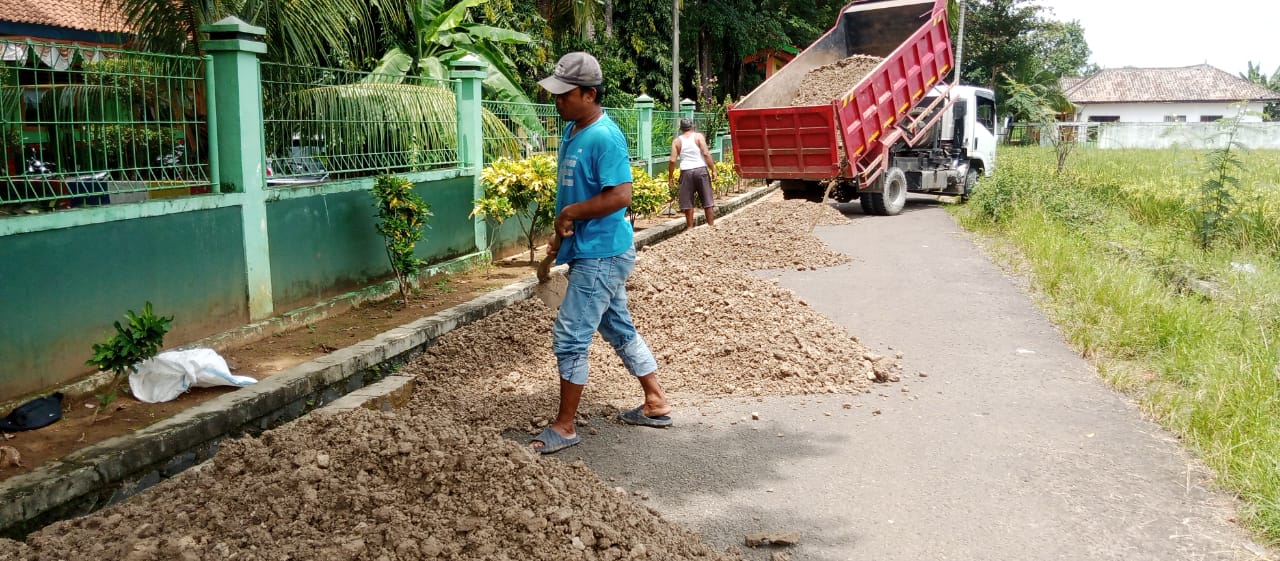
1, 0, 127, 47
1063, 64, 1280, 123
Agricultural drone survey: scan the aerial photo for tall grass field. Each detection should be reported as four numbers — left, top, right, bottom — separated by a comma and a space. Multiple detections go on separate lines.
956, 145, 1280, 544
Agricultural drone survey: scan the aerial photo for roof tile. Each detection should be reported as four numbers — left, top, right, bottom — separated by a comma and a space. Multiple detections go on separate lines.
1065, 64, 1280, 104
3, 0, 128, 34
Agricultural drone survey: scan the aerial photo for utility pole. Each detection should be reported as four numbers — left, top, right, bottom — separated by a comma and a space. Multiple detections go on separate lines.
672, 0, 680, 108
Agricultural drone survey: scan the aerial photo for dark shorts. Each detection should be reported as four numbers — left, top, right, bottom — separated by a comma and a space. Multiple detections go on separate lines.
678, 167, 714, 210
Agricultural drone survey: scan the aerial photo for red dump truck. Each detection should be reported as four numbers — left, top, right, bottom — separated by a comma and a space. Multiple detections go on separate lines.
728, 0, 997, 215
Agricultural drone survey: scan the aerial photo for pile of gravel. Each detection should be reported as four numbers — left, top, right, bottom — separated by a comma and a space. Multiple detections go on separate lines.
406, 194, 897, 433
3, 409, 735, 561
0, 195, 899, 561
791, 55, 884, 107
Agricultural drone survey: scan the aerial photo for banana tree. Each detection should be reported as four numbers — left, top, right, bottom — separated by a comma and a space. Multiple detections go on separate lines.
363, 0, 546, 135
1241, 62, 1280, 121
378, 0, 535, 105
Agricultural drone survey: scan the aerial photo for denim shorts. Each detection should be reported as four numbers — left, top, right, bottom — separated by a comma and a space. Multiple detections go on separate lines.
552, 246, 658, 385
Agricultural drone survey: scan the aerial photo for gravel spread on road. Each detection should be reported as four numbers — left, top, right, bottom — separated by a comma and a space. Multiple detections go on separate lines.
2, 194, 902, 561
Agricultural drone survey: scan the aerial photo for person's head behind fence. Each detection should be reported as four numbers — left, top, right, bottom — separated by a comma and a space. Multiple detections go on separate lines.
679, 118, 695, 132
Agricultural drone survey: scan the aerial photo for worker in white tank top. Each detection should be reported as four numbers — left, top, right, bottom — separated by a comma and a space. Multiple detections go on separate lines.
668, 118, 718, 229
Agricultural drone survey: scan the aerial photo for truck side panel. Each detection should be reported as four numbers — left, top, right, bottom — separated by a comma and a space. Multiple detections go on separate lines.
836, 3, 952, 182
730, 107, 840, 179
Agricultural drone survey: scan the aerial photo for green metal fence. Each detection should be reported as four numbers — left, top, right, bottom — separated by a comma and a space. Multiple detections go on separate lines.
481, 100, 563, 160
692, 110, 728, 141
480, 103, 645, 162
651, 110, 680, 160
607, 107, 642, 161
1, 39, 213, 208
260, 63, 460, 184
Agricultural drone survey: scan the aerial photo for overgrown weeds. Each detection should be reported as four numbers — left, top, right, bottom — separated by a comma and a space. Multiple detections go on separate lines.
958, 146, 1280, 543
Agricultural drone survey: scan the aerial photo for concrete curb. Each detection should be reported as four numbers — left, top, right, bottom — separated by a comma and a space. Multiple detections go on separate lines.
0, 181, 778, 539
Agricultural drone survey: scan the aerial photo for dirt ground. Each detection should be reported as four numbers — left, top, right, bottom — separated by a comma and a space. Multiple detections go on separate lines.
0, 209, 693, 480
0, 254, 537, 480
791, 55, 883, 106
1, 194, 902, 560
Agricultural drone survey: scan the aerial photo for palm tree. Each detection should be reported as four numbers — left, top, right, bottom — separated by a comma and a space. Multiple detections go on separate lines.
1241, 62, 1280, 121
110, 0, 376, 66
535, 0, 605, 40
113, 0, 535, 169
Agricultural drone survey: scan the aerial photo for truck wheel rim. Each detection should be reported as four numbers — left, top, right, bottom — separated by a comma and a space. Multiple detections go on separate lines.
888, 176, 905, 204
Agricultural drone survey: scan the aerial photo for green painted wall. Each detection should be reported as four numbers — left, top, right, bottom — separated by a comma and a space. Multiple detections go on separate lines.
0, 208, 248, 397
266, 176, 479, 311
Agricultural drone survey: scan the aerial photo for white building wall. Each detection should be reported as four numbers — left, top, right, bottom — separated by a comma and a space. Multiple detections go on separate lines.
1076, 102, 1267, 123
1093, 122, 1280, 149
1019, 122, 1280, 149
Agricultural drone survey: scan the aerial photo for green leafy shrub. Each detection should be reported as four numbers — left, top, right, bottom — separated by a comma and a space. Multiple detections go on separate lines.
968, 154, 1046, 224
629, 166, 669, 219
372, 174, 432, 303
477, 154, 557, 263
712, 160, 738, 196
470, 194, 517, 255
85, 302, 173, 415
81, 124, 175, 173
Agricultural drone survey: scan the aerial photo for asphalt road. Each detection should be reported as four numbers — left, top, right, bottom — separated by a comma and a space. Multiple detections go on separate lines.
571, 196, 1274, 561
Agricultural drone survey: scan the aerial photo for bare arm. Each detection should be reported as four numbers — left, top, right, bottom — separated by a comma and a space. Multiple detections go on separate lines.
667, 137, 681, 185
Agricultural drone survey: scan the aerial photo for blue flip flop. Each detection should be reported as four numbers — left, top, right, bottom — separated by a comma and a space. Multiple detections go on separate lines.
617, 406, 673, 428
531, 427, 581, 454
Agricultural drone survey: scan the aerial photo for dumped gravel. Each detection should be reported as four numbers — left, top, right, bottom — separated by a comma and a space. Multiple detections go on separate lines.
791, 54, 883, 106
4, 409, 735, 561
407, 195, 895, 433
1, 194, 899, 560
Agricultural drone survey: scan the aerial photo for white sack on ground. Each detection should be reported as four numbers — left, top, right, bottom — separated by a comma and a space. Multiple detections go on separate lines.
128, 348, 257, 404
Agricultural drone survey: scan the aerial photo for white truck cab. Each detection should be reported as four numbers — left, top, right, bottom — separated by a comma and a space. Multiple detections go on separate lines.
941, 85, 998, 181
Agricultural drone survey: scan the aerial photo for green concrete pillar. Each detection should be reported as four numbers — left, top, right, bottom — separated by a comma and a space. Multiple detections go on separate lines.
634, 94, 654, 164
450, 55, 488, 254
200, 16, 273, 321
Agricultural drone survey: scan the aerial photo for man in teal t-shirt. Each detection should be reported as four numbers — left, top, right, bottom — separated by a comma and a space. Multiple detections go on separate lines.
529, 52, 674, 454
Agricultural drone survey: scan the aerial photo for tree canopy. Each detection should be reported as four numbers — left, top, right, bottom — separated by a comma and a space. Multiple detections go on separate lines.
113, 0, 1092, 117
958, 0, 1092, 106
1241, 62, 1280, 121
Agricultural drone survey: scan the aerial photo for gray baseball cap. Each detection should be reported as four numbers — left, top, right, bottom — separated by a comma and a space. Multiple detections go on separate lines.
539, 52, 603, 95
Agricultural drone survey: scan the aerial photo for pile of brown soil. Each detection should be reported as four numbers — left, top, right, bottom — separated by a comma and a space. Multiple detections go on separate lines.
791, 55, 884, 106
2, 409, 736, 561
1, 195, 898, 560
406, 195, 896, 432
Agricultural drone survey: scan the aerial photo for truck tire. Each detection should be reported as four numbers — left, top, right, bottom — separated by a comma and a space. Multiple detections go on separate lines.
863, 168, 907, 216
960, 168, 979, 203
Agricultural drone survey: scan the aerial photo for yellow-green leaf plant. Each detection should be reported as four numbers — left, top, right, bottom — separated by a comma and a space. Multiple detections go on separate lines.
477, 154, 558, 263
629, 166, 671, 222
